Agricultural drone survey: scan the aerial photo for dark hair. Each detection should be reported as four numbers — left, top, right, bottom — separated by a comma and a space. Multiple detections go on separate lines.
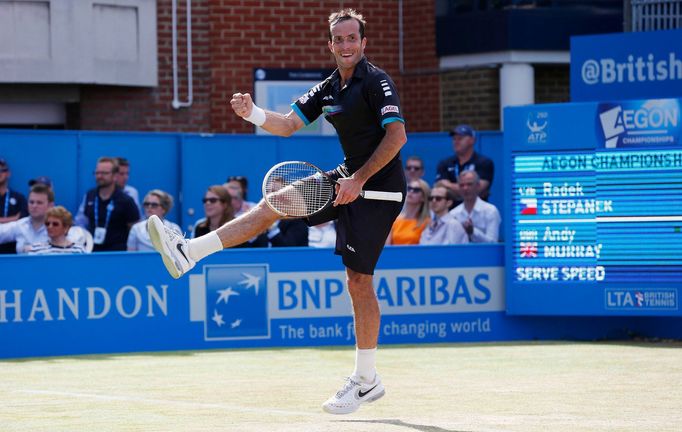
116, 157, 130, 168
30, 184, 55, 203
226, 175, 248, 200
328, 8, 366, 41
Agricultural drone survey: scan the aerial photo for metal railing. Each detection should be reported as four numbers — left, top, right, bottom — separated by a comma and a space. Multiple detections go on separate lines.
631, 0, 682, 30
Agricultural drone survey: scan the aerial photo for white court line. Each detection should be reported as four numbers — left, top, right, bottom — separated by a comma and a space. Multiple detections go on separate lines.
15, 389, 314, 417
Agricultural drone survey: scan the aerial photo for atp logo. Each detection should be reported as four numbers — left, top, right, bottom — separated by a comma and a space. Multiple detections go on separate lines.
202, 264, 269, 341
526, 111, 548, 144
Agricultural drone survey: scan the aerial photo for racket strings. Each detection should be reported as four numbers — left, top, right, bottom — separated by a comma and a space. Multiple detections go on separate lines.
264, 163, 334, 217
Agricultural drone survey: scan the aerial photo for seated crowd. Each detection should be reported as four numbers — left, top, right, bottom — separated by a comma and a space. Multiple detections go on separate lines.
0, 123, 500, 255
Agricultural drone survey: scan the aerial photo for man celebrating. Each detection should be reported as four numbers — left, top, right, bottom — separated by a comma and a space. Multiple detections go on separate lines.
148, 9, 406, 414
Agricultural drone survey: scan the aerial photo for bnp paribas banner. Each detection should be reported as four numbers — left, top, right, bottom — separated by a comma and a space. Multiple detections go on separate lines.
0, 245, 512, 359
571, 29, 682, 102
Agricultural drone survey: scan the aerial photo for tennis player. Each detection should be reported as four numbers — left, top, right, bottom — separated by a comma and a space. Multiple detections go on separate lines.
148, 8, 406, 414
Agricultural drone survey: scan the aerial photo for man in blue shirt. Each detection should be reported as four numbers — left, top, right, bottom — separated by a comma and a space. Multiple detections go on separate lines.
435, 124, 495, 207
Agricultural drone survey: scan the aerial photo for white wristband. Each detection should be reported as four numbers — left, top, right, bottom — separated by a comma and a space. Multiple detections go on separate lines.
244, 104, 266, 126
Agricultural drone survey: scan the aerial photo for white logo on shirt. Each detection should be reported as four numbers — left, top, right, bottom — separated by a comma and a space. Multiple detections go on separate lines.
381, 105, 399, 116
380, 79, 392, 96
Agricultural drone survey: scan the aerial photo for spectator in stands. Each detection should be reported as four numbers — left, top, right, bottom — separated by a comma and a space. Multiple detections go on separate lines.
224, 175, 256, 217
450, 171, 501, 243
308, 221, 337, 248
419, 185, 468, 245
128, 189, 181, 251
78, 157, 139, 251
192, 185, 235, 238
0, 158, 28, 254
266, 219, 309, 247
404, 155, 425, 183
0, 184, 91, 253
28, 176, 53, 190
116, 157, 142, 217
386, 179, 430, 245
28, 206, 86, 254
435, 124, 494, 207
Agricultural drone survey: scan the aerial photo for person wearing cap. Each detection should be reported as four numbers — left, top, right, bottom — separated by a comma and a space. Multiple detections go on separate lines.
28, 176, 53, 189
435, 124, 494, 208
0, 158, 28, 254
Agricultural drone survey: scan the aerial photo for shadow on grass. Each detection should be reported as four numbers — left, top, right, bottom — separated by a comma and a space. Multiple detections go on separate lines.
333, 418, 468, 432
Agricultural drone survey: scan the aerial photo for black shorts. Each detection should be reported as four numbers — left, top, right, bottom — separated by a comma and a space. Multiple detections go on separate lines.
305, 163, 405, 275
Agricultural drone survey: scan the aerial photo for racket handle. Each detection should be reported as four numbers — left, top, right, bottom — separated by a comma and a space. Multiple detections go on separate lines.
361, 190, 403, 202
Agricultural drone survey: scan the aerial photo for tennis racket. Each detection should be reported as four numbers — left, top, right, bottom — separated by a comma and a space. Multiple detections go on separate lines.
262, 161, 403, 217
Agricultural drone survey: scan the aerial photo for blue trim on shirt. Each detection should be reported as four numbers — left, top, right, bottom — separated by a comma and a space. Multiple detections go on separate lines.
381, 117, 405, 129
290, 103, 311, 126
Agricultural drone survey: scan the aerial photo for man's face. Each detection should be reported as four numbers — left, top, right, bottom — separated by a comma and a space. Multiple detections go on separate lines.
94, 162, 116, 188
328, 19, 366, 71
453, 134, 474, 156
458, 173, 478, 201
405, 160, 424, 182
0, 165, 9, 185
28, 192, 53, 219
116, 165, 129, 187
428, 187, 450, 215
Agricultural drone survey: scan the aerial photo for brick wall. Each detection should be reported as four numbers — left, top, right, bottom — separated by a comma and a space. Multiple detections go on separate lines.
80, 0, 213, 132
535, 65, 570, 104
79, 0, 442, 133
440, 67, 500, 131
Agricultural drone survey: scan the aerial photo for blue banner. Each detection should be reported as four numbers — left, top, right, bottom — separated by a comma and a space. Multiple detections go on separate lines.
505, 99, 682, 316
571, 29, 682, 102
0, 245, 511, 359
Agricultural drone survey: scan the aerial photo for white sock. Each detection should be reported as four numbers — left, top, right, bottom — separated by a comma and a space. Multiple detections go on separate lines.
353, 347, 377, 384
188, 231, 223, 262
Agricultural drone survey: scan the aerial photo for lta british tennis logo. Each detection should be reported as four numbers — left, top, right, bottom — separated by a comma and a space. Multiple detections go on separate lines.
203, 264, 269, 340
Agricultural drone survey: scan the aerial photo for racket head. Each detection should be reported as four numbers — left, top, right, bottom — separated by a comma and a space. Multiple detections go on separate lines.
262, 161, 335, 217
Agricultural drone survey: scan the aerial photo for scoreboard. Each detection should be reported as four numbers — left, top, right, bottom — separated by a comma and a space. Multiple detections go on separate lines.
504, 98, 682, 316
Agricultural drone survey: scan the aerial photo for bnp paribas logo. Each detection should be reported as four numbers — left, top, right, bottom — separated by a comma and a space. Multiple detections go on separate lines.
189, 264, 269, 341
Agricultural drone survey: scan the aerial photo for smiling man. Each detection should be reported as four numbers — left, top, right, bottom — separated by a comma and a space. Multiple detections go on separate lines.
147, 8, 407, 415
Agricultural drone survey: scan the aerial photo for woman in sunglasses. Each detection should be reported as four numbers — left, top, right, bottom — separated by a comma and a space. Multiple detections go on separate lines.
28, 206, 86, 254
191, 185, 235, 239
385, 179, 431, 245
127, 189, 181, 251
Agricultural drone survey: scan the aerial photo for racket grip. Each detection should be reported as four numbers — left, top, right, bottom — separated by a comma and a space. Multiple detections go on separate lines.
361, 190, 404, 202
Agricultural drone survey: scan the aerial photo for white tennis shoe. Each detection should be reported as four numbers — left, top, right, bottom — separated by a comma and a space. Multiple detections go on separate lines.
322, 374, 385, 415
147, 215, 195, 279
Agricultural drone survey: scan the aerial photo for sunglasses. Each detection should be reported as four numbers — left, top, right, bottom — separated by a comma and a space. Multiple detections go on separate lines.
0, 168, 9, 173
202, 197, 221, 204
405, 166, 422, 171
429, 196, 446, 202
45, 221, 62, 227
407, 186, 423, 193
143, 202, 161, 208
